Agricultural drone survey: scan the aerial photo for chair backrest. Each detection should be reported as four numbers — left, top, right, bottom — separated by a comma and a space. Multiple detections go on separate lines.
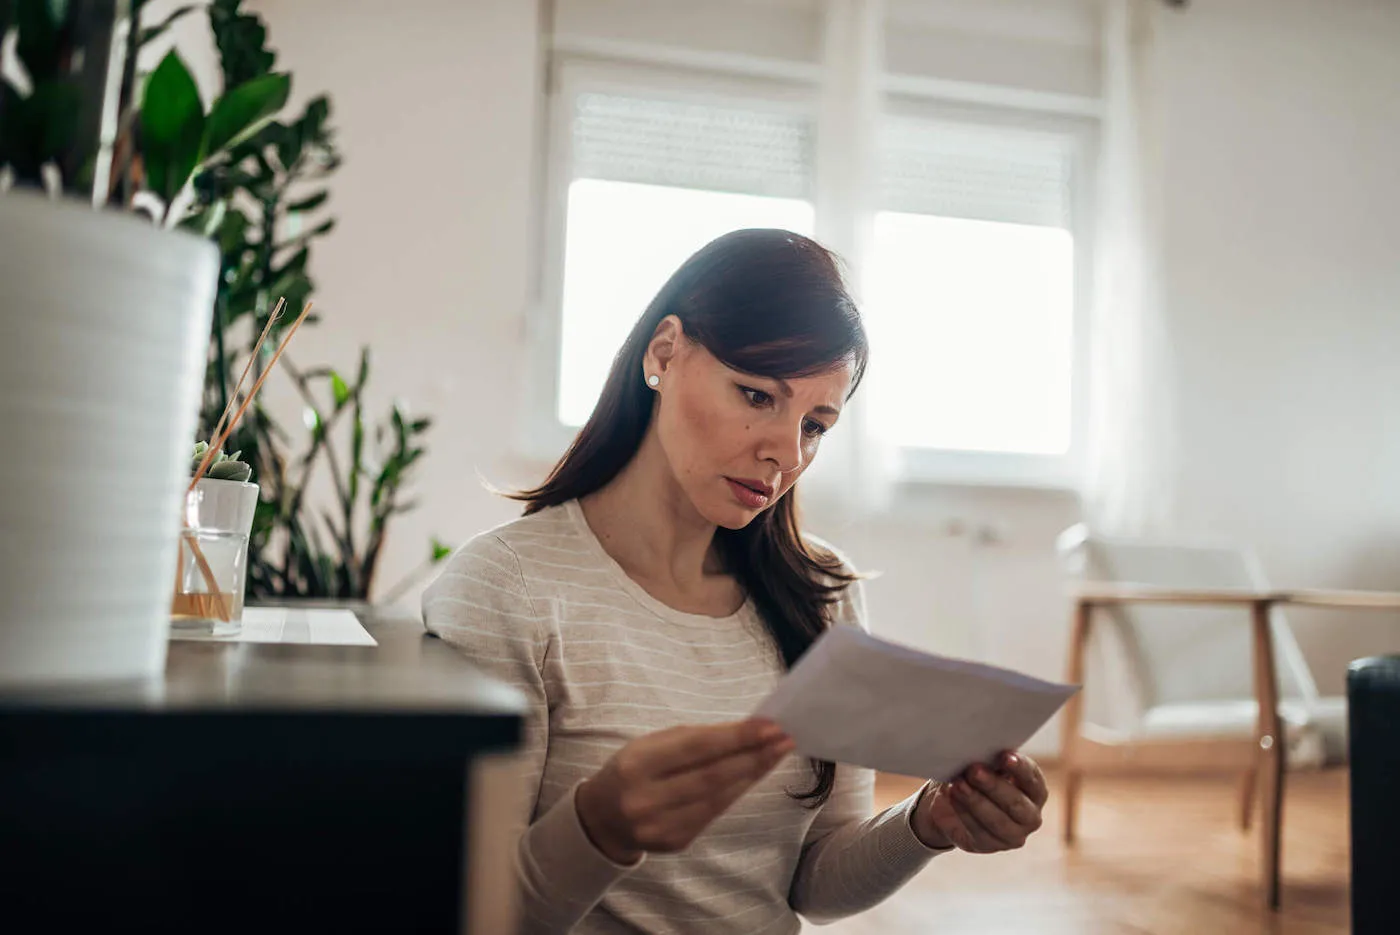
1057, 524, 1319, 717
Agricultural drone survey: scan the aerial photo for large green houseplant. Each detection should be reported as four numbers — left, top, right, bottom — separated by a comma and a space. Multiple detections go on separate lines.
185, 0, 445, 603
1, 1, 443, 684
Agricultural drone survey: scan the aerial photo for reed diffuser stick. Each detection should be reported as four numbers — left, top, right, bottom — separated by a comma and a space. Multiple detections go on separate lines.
190, 301, 314, 494
190, 297, 285, 487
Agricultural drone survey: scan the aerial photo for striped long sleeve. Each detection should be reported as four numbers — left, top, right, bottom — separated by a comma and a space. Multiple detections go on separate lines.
423, 534, 640, 933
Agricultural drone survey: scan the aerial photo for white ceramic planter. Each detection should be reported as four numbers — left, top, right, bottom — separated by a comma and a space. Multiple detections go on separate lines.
188, 477, 259, 539
0, 192, 217, 686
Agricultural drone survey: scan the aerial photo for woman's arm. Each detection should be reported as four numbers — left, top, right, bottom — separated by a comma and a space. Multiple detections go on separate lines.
423, 534, 640, 934
787, 765, 948, 923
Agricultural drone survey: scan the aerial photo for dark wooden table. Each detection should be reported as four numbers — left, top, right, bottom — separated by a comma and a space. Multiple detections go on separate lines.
0, 609, 525, 934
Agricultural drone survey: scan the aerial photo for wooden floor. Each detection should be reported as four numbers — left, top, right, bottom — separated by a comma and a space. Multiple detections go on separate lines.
813, 768, 1350, 935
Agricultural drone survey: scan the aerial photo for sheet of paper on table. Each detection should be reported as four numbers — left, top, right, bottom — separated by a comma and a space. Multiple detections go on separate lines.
755, 625, 1078, 781
168, 606, 377, 646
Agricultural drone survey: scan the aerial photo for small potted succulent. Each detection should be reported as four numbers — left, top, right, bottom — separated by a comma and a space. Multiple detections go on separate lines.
188, 441, 257, 535
172, 443, 259, 633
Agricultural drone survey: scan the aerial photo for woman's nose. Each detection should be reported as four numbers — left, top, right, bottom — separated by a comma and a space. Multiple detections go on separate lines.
759, 421, 804, 474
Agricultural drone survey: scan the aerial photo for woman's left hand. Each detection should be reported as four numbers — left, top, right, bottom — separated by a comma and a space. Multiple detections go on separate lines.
911, 751, 1047, 853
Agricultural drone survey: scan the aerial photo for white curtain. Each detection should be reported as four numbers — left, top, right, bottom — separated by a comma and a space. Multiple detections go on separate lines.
1083, 0, 1177, 537
1079, 0, 1178, 732
801, 0, 900, 521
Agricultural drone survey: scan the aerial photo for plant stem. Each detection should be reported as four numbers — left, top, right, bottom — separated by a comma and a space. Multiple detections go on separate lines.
212, 294, 230, 437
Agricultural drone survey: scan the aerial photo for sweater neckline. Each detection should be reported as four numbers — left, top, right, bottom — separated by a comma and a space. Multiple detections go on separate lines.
563, 499, 753, 628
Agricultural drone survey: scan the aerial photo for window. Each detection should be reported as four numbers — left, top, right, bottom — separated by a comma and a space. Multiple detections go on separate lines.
535, 62, 1092, 488
554, 90, 815, 426
862, 115, 1084, 484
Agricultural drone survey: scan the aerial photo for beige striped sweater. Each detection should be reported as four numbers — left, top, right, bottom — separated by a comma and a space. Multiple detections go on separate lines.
422, 500, 943, 934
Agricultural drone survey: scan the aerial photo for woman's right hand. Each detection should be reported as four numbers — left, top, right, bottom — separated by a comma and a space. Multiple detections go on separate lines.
575, 718, 796, 863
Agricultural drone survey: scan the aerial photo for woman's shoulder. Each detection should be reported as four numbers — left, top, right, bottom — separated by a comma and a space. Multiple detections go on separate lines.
435, 503, 579, 577
421, 506, 585, 642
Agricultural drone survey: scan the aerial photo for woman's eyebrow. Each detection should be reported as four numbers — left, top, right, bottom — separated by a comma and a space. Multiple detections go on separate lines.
770, 378, 841, 417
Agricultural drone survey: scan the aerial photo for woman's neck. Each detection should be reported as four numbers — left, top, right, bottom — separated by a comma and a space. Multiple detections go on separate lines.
579, 431, 732, 602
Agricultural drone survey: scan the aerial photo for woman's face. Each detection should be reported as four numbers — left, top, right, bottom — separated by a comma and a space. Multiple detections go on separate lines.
645, 317, 853, 530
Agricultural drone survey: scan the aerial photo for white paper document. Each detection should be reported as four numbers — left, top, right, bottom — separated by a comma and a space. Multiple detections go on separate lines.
755, 626, 1078, 781
169, 606, 377, 646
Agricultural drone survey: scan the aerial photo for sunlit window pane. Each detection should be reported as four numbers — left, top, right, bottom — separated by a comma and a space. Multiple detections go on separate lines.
862, 211, 1074, 455
557, 179, 815, 426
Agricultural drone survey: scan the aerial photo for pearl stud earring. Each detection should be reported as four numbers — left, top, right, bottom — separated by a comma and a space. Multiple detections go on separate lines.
647, 374, 660, 388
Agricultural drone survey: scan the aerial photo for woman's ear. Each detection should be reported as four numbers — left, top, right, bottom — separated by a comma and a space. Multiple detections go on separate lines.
644, 315, 685, 382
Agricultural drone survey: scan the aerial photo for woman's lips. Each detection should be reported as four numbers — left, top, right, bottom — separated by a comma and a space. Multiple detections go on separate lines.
726, 477, 773, 509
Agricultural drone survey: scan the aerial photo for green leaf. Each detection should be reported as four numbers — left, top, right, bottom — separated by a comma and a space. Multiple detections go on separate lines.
276, 122, 303, 172
217, 208, 251, 256
330, 371, 350, 409
141, 51, 206, 206
180, 200, 228, 238
300, 96, 331, 140
391, 405, 408, 452
210, 0, 276, 88
139, 3, 198, 47
208, 459, 253, 483
409, 417, 432, 434
273, 246, 309, 278
355, 347, 370, 389
203, 72, 290, 160
287, 190, 328, 214
267, 270, 311, 308
431, 539, 453, 563
308, 217, 336, 238
15, 0, 62, 79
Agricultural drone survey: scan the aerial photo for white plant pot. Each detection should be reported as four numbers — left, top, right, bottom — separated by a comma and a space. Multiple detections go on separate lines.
188, 477, 259, 539
0, 192, 217, 686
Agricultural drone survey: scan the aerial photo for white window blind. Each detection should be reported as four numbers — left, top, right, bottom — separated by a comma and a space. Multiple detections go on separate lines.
879, 116, 1074, 228
571, 91, 815, 199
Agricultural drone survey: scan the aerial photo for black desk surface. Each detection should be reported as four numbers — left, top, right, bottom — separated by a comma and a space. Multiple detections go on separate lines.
0, 609, 525, 934
0, 608, 525, 757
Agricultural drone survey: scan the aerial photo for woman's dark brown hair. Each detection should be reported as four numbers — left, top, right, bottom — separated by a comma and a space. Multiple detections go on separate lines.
513, 228, 869, 807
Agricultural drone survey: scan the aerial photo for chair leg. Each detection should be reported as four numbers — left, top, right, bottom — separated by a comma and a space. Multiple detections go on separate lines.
1251, 600, 1286, 910
1060, 599, 1092, 846
1238, 765, 1257, 831
1063, 769, 1083, 845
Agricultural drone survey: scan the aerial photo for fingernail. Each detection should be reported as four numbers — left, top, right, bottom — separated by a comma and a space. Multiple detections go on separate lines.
1003, 752, 1019, 767
972, 766, 990, 782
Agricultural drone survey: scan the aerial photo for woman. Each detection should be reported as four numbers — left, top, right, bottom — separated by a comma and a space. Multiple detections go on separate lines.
424, 229, 1047, 934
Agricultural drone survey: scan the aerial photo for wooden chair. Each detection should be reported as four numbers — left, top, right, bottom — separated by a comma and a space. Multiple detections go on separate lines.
1054, 527, 1342, 895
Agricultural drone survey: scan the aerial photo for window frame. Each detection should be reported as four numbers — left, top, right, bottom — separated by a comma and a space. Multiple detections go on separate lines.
524, 60, 1098, 492
873, 94, 1098, 491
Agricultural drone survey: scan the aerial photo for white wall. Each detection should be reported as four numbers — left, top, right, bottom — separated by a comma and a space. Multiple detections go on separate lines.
1154, 0, 1400, 693
242, 0, 1400, 755
244, 0, 542, 601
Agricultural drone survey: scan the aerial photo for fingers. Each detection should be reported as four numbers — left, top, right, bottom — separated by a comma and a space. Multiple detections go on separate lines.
948, 795, 1012, 853
965, 763, 1043, 832
626, 737, 795, 853
951, 775, 1031, 848
642, 718, 787, 778
922, 784, 996, 854
652, 733, 795, 807
997, 751, 1049, 807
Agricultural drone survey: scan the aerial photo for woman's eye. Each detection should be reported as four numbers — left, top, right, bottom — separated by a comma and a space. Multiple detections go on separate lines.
803, 420, 828, 439
739, 386, 774, 407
